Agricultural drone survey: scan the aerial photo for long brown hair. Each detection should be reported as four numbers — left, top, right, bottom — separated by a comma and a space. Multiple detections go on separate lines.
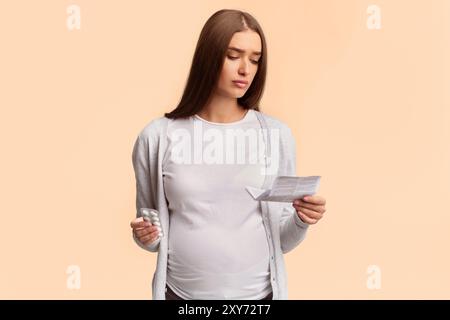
164, 9, 268, 120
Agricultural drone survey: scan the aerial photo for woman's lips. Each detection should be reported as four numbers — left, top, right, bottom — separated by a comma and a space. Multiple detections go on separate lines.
232, 81, 248, 88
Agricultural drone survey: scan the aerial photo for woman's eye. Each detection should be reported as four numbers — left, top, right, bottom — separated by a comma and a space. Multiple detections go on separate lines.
227, 55, 259, 64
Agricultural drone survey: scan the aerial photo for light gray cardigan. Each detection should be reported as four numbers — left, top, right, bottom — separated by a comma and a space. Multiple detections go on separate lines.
132, 110, 309, 300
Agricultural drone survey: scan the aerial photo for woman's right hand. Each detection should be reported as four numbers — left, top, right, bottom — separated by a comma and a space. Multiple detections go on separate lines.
130, 217, 161, 245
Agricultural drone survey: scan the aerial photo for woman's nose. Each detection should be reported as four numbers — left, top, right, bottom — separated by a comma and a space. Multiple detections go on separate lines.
238, 60, 250, 75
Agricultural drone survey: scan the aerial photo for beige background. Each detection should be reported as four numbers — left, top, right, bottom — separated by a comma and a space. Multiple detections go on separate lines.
0, 0, 449, 299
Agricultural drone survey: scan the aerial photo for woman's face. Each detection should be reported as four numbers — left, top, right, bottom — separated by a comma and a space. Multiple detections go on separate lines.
216, 30, 262, 98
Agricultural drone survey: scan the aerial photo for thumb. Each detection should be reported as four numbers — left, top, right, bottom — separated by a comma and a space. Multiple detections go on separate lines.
130, 216, 144, 228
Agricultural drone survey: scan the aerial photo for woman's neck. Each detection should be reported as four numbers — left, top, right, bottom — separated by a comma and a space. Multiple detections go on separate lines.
198, 97, 247, 123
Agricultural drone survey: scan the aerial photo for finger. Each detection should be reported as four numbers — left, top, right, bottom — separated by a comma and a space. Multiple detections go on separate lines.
297, 211, 318, 225
292, 201, 325, 214
135, 228, 151, 238
297, 205, 323, 220
139, 232, 158, 243
131, 219, 152, 229
134, 222, 153, 231
294, 205, 323, 220
130, 217, 144, 228
140, 230, 160, 244
143, 237, 159, 246
130, 217, 143, 228
302, 195, 326, 206
135, 225, 160, 237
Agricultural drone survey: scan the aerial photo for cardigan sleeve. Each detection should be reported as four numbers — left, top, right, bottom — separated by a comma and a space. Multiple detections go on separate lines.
131, 131, 160, 252
277, 125, 310, 254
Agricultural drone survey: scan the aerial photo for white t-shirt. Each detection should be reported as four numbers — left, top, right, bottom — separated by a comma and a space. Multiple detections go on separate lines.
162, 109, 273, 299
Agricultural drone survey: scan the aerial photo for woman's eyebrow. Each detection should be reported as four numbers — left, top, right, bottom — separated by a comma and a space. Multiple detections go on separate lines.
228, 46, 261, 56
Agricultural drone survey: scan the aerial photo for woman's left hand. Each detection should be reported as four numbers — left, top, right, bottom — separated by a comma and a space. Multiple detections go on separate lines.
292, 195, 327, 225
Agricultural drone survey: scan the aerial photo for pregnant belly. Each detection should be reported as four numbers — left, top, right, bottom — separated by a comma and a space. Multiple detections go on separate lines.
168, 222, 270, 275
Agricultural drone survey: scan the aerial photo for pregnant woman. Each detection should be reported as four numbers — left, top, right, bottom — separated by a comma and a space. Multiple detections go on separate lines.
130, 9, 327, 300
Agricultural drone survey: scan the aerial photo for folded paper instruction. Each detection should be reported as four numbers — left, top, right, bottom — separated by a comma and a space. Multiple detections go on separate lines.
245, 175, 321, 202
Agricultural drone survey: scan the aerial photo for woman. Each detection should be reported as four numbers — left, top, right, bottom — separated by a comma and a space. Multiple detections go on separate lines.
130, 9, 327, 300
